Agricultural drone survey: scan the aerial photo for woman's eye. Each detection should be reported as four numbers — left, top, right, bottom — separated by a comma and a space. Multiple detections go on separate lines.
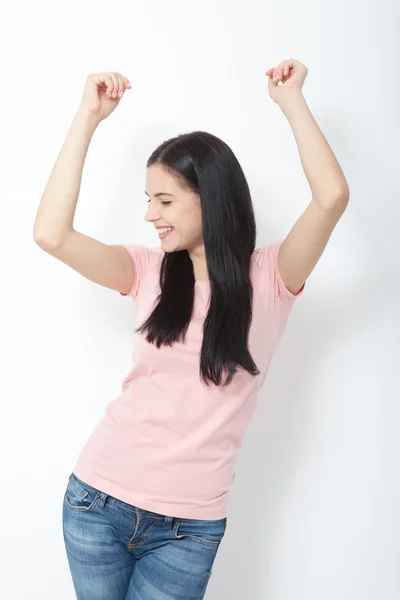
146, 199, 171, 206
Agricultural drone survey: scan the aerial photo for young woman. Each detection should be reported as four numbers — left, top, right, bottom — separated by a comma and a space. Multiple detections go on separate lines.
33, 59, 349, 599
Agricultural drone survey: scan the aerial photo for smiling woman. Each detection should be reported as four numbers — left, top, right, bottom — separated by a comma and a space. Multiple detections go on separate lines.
143, 160, 207, 278
32, 63, 349, 600
132, 132, 265, 387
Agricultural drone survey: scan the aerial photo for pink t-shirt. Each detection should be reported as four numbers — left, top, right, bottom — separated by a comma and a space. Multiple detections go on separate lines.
73, 238, 305, 520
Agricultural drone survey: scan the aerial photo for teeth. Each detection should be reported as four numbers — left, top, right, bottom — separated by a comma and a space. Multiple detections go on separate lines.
158, 227, 173, 234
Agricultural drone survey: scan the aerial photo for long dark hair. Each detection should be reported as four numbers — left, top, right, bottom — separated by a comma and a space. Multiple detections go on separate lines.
136, 131, 260, 387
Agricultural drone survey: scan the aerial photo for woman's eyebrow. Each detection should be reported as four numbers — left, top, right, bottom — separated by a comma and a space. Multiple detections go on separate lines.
145, 191, 176, 197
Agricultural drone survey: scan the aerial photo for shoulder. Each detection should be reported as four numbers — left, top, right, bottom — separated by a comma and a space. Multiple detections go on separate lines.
251, 239, 305, 303
252, 239, 283, 272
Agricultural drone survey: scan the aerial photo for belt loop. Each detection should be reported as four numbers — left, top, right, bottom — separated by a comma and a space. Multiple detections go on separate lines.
96, 491, 108, 508
164, 515, 174, 530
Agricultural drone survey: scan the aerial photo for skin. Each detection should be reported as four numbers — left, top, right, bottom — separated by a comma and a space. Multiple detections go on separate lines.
145, 164, 209, 281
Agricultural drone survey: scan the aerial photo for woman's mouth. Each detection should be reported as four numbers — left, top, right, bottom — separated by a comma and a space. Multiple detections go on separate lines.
158, 227, 174, 239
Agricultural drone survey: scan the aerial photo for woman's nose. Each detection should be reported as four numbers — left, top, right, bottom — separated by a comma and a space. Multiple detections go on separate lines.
144, 204, 160, 222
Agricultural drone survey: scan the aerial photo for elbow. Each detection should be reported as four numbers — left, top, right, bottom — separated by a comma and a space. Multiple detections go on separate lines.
313, 188, 350, 211
33, 226, 62, 250
333, 181, 350, 205
33, 225, 49, 248
336, 186, 350, 205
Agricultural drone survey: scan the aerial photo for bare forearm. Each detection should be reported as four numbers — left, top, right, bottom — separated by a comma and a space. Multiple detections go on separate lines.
280, 91, 349, 206
33, 108, 101, 245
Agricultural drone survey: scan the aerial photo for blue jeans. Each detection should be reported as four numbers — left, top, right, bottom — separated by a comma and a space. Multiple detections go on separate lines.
62, 472, 228, 599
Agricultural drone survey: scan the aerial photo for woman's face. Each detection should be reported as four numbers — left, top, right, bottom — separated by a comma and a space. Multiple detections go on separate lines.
145, 164, 204, 253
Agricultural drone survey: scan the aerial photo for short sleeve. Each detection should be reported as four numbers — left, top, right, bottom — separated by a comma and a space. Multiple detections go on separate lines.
253, 237, 306, 304
119, 245, 163, 300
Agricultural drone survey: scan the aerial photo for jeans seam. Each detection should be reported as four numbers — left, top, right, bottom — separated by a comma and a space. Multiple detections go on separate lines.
131, 506, 140, 541
128, 516, 158, 550
64, 491, 99, 512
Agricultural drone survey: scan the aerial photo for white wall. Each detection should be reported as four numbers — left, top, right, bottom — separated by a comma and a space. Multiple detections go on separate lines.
2, 1, 398, 598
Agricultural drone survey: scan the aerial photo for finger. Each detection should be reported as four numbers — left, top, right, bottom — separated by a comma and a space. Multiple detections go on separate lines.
108, 72, 119, 98
282, 61, 291, 80
276, 61, 289, 80
273, 64, 284, 81
101, 74, 115, 97
93, 73, 115, 96
103, 73, 115, 97
273, 67, 281, 82
115, 73, 132, 98
116, 73, 125, 98
118, 73, 132, 95
266, 66, 279, 81
120, 74, 132, 88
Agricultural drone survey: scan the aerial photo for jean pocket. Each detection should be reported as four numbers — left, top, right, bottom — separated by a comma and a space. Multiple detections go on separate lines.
173, 516, 227, 547
63, 472, 100, 512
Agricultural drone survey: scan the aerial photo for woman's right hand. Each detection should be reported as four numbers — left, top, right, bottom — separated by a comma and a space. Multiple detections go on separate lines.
79, 72, 132, 122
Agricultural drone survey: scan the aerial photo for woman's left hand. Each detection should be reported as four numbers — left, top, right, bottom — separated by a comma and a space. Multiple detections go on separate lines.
265, 58, 308, 105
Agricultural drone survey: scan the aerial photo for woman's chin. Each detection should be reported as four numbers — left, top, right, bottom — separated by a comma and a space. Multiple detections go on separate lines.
160, 235, 180, 251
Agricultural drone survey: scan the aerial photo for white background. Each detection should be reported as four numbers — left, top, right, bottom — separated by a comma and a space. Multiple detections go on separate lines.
1, 0, 399, 598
